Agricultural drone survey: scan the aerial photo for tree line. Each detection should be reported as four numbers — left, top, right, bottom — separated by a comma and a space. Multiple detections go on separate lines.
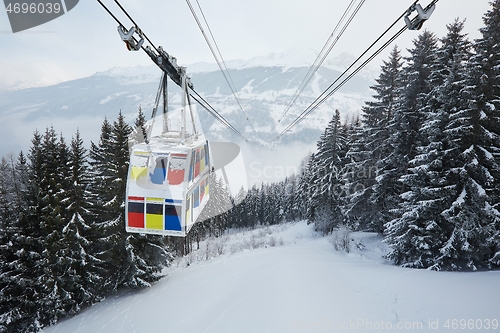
236, 5, 500, 272
0, 111, 183, 331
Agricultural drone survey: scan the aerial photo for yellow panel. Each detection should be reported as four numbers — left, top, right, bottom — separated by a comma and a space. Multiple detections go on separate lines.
147, 197, 164, 202
131, 167, 147, 180
200, 158, 205, 172
146, 214, 163, 230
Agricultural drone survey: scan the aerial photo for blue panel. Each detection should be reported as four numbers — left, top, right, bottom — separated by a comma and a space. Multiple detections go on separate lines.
194, 187, 200, 208
205, 143, 209, 166
150, 158, 167, 185
165, 205, 182, 231
165, 215, 182, 231
165, 199, 183, 204
189, 151, 195, 181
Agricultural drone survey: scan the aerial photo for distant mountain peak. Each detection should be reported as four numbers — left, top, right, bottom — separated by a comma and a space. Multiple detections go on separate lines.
185, 48, 375, 81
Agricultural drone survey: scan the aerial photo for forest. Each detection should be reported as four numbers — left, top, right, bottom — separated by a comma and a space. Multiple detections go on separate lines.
1, 1, 500, 332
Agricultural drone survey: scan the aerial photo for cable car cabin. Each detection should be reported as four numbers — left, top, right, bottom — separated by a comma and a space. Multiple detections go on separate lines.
125, 138, 211, 237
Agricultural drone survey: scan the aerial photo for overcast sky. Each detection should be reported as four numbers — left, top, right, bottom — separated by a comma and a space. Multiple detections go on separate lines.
0, 0, 493, 91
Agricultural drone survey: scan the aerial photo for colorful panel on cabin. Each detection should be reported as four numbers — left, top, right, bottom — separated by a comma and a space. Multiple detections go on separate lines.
146, 199, 164, 230
205, 143, 209, 168
194, 149, 200, 178
194, 186, 200, 208
127, 197, 145, 228
165, 203, 182, 231
189, 151, 195, 182
168, 154, 186, 185
200, 147, 205, 173
150, 158, 167, 185
131, 167, 148, 180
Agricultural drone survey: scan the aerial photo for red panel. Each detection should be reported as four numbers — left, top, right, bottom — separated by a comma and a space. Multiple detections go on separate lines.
168, 168, 185, 185
195, 162, 200, 178
195, 149, 201, 178
128, 212, 144, 228
128, 196, 144, 201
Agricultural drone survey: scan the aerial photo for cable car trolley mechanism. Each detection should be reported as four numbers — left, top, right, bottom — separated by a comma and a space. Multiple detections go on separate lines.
404, 1, 436, 30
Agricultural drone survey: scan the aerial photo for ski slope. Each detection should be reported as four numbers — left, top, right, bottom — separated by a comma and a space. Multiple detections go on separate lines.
44, 221, 500, 333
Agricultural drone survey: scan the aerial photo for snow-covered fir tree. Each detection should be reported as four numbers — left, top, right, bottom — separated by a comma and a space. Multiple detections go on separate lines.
89, 112, 169, 292
383, 31, 439, 264
0, 155, 31, 332
385, 21, 475, 269
436, 1, 500, 269
53, 130, 103, 313
464, 0, 500, 266
309, 110, 349, 234
353, 46, 404, 232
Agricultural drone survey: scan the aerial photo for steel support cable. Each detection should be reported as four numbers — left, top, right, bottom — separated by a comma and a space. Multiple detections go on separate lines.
276, 1, 418, 139
189, 89, 231, 128
189, 89, 249, 141
194, 0, 252, 125
277, 27, 407, 139
97, 0, 249, 142
186, 0, 253, 128
292, 0, 439, 128
278, 0, 364, 123
276, 0, 439, 140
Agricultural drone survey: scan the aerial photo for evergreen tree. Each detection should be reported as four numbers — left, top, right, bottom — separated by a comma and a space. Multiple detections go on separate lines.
88, 116, 125, 294
282, 175, 301, 222
352, 46, 404, 232
90, 112, 169, 291
466, 0, 500, 266
88, 118, 115, 224
341, 117, 373, 231
121, 233, 169, 289
131, 106, 148, 145
0, 132, 47, 332
440, 2, 500, 268
89, 113, 131, 292
309, 110, 348, 234
244, 185, 261, 228
0, 156, 23, 332
54, 130, 102, 314
36, 127, 73, 326
383, 31, 439, 260
299, 153, 317, 222
385, 21, 473, 269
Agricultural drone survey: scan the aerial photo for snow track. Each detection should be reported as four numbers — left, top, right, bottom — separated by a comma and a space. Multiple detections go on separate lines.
44, 221, 500, 333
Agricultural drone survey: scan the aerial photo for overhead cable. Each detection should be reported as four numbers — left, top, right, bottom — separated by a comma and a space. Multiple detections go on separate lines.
186, 0, 253, 127
278, 0, 365, 123
97, 0, 249, 142
276, 0, 439, 140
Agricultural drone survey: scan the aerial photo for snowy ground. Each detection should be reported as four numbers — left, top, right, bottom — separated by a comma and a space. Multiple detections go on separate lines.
44, 221, 500, 333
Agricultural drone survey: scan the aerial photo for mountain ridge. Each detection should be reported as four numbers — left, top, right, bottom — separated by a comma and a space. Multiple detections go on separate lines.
0, 51, 376, 158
